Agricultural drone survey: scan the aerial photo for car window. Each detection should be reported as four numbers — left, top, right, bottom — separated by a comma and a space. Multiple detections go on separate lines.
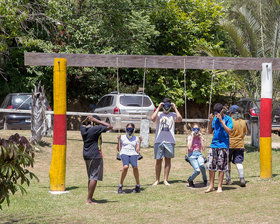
1, 95, 11, 108
96, 96, 113, 108
11, 95, 32, 109
103, 96, 113, 107
120, 96, 152, 107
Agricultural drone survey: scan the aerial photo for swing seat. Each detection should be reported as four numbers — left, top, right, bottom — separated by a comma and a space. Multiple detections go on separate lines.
116, 152, 143, 160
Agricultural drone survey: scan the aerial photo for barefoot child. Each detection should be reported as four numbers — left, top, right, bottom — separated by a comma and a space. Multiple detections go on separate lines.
117, 123, 141, 193
206, 103, 233, 193
80, 115, 112, 204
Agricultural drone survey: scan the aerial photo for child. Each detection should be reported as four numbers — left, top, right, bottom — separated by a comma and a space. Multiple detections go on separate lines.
117, 123, 141, 193
186, 123, 207, 187
80, 115, 112, 204
206, 103, 233, 193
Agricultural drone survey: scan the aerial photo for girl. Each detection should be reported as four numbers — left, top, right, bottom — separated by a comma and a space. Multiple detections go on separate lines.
117, 123, 141, 193
186, 123, 207, 187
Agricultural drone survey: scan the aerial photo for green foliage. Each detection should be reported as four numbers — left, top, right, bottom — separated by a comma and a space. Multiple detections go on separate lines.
148, 0, 239, 106
0, 133, 38, 210
222, 0, 280, 99
0, 0, 240, 108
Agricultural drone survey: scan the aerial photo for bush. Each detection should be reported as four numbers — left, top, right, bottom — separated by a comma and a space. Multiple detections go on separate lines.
0, 133, 39, 209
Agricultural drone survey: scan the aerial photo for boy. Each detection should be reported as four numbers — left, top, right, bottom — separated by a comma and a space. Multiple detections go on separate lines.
80, 115, 112, 204
225, 105, 247, 187
206, 103, 233, 193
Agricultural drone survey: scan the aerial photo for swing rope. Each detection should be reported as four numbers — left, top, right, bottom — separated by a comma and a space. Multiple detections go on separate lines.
141, 58, 147, 110
205, 59, 215, 151
183, 58, 187, 126
116, 57, 120, 94
116, 57, 121, 159
208, 59, 215, 118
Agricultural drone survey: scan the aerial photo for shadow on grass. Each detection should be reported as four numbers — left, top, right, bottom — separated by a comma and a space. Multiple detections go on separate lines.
38, 141, 51, 147
66, 186, 79, 191
168, 180, 187, 184
93, 199, 118, 204
220, 186, 237, 191
245, 144, 259, 153
0, 214, 62, 224
121, 187, 145, 194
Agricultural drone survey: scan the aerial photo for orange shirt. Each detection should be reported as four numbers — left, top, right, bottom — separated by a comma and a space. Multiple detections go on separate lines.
229, 118, 247, 148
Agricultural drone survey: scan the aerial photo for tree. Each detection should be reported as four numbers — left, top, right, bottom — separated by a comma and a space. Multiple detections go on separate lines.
220, 0, 280, 100
147, 0, 240, 106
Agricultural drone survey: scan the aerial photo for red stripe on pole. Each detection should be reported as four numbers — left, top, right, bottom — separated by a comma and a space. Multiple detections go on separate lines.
53, 114, 67, 145
260, 98, 272, 137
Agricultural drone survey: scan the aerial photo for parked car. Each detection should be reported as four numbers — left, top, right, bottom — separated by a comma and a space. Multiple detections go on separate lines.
92, 92, 156, 131
0, 93, 51, 130
236, 98, 280, 134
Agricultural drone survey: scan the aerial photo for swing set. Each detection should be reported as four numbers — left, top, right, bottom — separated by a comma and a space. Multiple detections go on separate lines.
24, 52, 280, 192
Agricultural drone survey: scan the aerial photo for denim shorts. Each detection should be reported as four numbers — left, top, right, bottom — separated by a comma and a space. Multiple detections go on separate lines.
154, 142, 175, 159
229, 148, 244, 164
121, 154, 138, 167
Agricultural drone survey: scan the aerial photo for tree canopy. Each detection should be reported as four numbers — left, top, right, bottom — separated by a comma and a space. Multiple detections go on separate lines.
0, 0, 244, 109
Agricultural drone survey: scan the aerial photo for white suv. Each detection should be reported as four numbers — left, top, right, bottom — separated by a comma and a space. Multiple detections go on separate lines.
92, 92, 156, 131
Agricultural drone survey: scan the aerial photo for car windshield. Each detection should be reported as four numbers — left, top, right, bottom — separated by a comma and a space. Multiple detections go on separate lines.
120, 95, 152, 107
12, 95, 32, 109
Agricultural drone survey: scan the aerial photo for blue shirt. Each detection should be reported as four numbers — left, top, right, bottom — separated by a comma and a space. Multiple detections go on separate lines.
210, 115, 233, 149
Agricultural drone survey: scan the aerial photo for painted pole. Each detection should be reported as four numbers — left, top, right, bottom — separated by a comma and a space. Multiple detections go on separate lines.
260, 63, 272, 179
49, 58, 67, 192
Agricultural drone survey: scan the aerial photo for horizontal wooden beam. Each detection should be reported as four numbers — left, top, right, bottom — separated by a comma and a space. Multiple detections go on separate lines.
24, 52, 280, 70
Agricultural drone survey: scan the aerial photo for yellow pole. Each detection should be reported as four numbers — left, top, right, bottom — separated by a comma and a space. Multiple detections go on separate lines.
49, 58, 67, 191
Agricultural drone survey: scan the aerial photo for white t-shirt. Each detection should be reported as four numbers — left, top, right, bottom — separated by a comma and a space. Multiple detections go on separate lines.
119, 135, 139, 156
154, 112, 177, 144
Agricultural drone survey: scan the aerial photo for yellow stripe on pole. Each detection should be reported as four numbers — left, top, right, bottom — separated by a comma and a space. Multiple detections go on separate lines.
49, 145, 67, 191
53, 58, 67, 114
260, 137, 272, 179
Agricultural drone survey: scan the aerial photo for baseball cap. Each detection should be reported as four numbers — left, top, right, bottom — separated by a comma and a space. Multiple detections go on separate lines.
228, 105, 240, 113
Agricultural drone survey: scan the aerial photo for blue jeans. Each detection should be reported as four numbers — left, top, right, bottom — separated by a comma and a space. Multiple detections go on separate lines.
188, 151, 207, 182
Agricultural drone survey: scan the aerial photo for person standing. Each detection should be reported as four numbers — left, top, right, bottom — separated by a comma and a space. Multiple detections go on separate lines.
80, 115, 113, 204
186, 123, 207, 187
117, 123, 141, 193
225, 105, 247, 187
205, 103, 233, 193
151, 98, 182, 186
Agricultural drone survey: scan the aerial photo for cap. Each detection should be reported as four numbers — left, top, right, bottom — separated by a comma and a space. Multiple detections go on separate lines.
228, 105, 240, 113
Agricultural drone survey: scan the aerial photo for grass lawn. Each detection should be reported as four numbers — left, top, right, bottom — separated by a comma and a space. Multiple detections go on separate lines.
1, 130, 280, 224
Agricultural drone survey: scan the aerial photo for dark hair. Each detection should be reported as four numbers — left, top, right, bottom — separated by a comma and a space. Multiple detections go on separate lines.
213, 103, 223, 113
126, 123, 135, 128
163, 98, 171, 103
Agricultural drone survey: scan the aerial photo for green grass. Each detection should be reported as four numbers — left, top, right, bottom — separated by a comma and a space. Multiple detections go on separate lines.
1, 130, 280, 223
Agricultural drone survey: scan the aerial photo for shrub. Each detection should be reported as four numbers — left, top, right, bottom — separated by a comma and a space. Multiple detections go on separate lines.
0, 133, 39, 209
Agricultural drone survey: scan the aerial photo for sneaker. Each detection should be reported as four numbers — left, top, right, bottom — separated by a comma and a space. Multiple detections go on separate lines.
203, 180, 208, 187
118, 185, 123, 194
223, 179, 232, 185
240, 178, 246, 187
133, 185, 140, 193
188, 179, 195, 188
